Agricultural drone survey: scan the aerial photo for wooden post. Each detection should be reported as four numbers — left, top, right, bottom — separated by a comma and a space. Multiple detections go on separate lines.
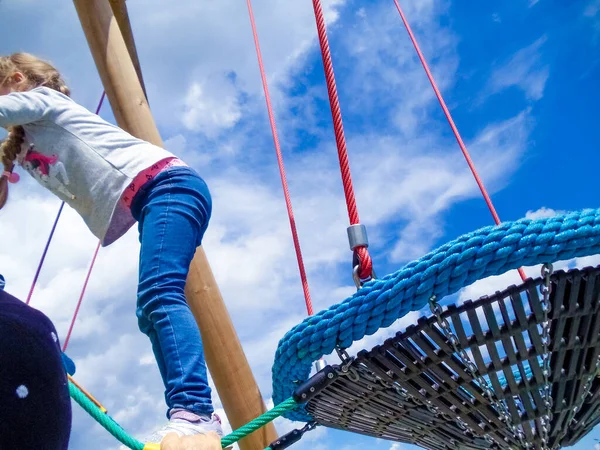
186, 247, 279, 448
73, 0, 160, 144
72, 1, 278, 448
107, 0, 148, 99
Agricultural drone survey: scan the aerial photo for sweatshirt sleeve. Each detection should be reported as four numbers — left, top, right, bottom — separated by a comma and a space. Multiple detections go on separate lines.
0, 88, 53, 128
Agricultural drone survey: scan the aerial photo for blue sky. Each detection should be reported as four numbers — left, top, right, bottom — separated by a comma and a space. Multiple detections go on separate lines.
1, 0, 600, 449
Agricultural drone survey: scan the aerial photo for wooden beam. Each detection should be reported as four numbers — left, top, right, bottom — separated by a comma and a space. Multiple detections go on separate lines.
71, 1, 278, 448
186, 247, 280, 449
72, 0, 159, 143
108, 0, 147, 98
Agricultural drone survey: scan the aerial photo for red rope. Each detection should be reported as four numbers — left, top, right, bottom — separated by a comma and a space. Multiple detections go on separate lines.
311, 0, 373, 280
61, 92, 108, 348
246, 0, 314, 315
63, 240, 101, 352
26, 92, 107, 305
23, 91, 106, 349
393, 0, 526, 282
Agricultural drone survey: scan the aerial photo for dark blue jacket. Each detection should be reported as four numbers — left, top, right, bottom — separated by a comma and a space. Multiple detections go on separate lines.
0, 288, 71, 449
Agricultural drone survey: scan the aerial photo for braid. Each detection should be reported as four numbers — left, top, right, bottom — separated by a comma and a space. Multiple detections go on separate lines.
0, 126, 25, 172
0, 53, 70, 209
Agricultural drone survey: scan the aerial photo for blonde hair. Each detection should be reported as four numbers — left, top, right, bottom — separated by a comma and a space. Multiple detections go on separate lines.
0, 53, 70, 209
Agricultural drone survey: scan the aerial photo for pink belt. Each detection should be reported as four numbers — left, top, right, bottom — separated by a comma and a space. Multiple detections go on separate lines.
121, 157, 187, 209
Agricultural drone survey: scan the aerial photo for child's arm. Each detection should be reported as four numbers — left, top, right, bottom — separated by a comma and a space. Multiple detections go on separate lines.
0, 88, 52, 128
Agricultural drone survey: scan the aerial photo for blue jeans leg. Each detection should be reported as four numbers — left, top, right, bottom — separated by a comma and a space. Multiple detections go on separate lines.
132, 166, 213, 417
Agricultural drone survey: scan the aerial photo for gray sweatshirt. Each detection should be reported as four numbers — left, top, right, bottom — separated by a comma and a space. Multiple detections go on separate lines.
0, 87, 174, 246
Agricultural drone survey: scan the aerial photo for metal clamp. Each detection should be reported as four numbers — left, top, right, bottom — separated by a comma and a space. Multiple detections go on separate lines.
268, 422, 318, 450
352, 264, 377, 290
314, 358, 327, 372
292, 365, 338, 403
335, 347, 359, 381
349, 225, 376, 289
347, 224, 368, 250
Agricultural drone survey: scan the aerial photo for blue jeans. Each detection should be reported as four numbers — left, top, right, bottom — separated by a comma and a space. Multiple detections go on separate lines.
131, 166, 214, 417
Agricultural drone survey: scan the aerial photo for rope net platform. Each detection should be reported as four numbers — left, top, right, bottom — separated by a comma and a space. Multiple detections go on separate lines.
305, 265, 600, 449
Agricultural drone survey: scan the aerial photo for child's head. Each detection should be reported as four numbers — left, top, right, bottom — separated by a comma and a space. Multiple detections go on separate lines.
0, 53, 70, 209
0, 53, 70, 96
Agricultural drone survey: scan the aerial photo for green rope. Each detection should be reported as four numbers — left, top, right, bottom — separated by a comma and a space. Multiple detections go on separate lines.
68, 380, 145, 450
70, 378, 299, 450
221, 397, 298, 448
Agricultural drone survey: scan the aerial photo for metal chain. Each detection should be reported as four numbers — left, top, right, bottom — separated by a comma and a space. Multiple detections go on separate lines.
558, 353, 600, 441
334, 347, 360, 382
300, 421, 318, 434
550, 266, 600, 446
539, 263, 554, 449
560, 260, 600, 432
429, 295, 528, 449
570, 355, 600, 424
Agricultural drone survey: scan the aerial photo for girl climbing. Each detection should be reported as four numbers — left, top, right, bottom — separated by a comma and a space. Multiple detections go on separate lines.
0, 53, 222, 445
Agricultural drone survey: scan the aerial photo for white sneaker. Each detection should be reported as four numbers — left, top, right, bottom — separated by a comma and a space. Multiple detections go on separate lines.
145, 410, 224, 444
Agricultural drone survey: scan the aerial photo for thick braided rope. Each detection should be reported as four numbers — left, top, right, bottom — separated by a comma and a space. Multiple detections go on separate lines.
70, 375, 295, 449
69, 380, 145, 450
272, 208, 600, 421
221, 397, 297, 449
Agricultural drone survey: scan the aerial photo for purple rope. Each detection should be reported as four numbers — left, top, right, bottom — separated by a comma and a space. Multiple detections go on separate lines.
26, 91, 106, 305
26, 202, 65, 304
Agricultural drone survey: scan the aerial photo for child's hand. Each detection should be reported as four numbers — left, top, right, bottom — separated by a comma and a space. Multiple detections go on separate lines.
160, 432, 222, 450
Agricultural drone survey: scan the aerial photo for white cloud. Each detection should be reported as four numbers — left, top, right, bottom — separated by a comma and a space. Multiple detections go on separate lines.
459, 268, 530, 305
340, 0, 457, 139
182, 78, 243, 138
459, 253, 600, 307
525, 206, 565, 220
390, 443, 408, 450
585, 0, 600, 44
386, 110, 531, 262
455, 205, 600, 331
583, 0, 600, 48
586, 0, 600, 17
123, 0, 348, 135
488, 36, 550, 101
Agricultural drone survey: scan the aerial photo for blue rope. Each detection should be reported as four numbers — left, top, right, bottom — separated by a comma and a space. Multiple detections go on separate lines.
272, 208, 600, 421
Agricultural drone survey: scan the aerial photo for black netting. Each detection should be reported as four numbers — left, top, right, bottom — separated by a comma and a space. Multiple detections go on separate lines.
306, 266, 600, 450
